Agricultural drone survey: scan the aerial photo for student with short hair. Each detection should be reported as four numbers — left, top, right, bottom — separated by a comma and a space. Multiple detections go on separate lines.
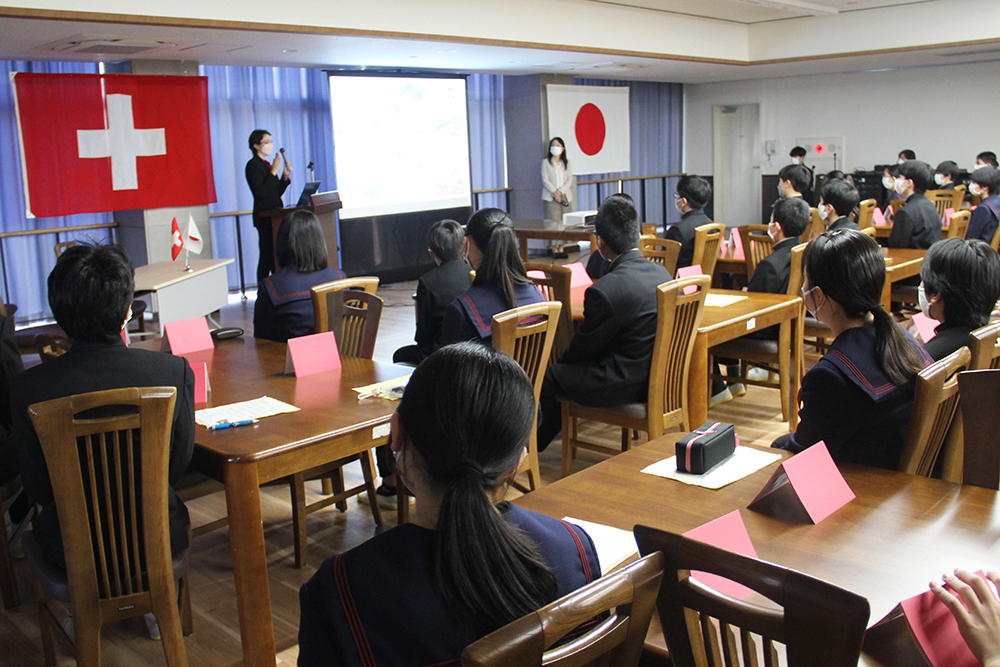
777, 164, 813, 202
298, 343, 599, 667
967, 166, 1000, 244
918, 237, 1000, 361
666, 175, 714, 268
898, 149, 917, 163
977, 151, 998, 169
586, 192, 634, 280
789, 146, 807, 165
888, 160, 942, 250
934, 160, 960, 190
253, 210, 347, 343
819, 178, 861, 232
393, 220, 470, 365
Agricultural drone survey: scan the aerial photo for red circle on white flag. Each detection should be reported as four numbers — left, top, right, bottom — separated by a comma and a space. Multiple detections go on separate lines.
575, 103, 606, 156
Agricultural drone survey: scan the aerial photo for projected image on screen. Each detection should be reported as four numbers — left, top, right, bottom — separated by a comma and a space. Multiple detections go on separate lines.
329, 75, 472, 220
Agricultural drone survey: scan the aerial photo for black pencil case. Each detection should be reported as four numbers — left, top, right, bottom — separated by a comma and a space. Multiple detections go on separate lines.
676, 422, 736, 475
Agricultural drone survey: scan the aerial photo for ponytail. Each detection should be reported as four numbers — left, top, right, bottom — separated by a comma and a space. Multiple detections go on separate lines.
467, 209, 531, 310
870, 305, 924, 387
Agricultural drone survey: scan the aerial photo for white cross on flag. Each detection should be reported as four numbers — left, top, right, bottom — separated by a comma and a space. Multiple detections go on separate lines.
171, 217, 184, 261
12, 73, 216, 218
545, 84, 630, 175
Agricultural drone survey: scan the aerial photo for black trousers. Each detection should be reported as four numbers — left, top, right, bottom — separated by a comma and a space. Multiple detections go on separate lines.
254, 217, 275, 286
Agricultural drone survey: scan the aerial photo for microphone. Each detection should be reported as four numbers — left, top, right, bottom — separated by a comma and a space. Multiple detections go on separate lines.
306, 161, 314, 170
279, 148, 285, 155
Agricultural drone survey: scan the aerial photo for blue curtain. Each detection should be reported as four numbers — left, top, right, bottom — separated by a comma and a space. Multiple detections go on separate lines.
467, 74, 507, 210
573, 79, 684, 230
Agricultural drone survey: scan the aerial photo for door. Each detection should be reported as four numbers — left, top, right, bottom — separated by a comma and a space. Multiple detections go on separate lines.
712, 104, 761, 229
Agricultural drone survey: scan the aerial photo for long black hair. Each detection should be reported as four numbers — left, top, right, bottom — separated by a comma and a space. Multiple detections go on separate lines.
466, 208, 531, 309
804, 229, 924, 386
276, 210, 329, 272
546, 136, 568, 167
396, 343, 557, 634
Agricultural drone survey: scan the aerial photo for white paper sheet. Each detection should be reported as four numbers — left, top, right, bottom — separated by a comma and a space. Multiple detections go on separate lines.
705, 293, 748, 308
195, 396, 300, 428
353, 374, 412, 400
562, 517, 639, 576
641, 447, 782, 490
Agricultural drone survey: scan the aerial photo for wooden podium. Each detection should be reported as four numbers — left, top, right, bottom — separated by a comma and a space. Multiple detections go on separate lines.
261, 190, 343, 270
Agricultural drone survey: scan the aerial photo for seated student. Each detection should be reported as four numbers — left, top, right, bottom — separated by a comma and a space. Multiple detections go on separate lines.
883, 165, 904, 214
977, 151, 999, 169
393, 220, 470, 365
12, 245, 196, 570
931, 569, 1000, 667
888, 160, 942, 250
898, 149, 917, 163
253, 210, 346, 342
819, 178, 861, 232
824, 169, 847, 183
440, 208, 543, 346
0, 309, 28, 550
918, 237, 1000, 361
586, 192, 633, 280
537, 195, 672, 451
772, 230, 931, 469
967, 166, 1000, 243
298, 343, 599, 667
665, 175, 713, 269
788, 147, 815, 202
777, 163, 813, 204
934, 160, 960, 190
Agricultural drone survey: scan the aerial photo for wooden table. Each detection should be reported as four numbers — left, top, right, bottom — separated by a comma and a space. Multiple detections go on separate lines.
882, 248, 927, 309
185, 337, 408, 667
513, 218, 597, 261
134, 258, 234, 329
516, 434, 1000, 665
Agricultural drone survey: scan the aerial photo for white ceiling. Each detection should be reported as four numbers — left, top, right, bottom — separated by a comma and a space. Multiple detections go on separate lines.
586, 0, 930, 24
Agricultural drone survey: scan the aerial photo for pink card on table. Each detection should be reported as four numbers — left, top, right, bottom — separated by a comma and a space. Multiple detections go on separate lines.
683, 510, 758, 599
911, 312, 939, 343
901, 584, 981, 667
564, 262, 593, 289
676, 265, 703, 294
873, 206, 888, 226
944, 207, 956, 222
285, 331, 341, 377
732, 229, 745, 260
190, 361, 211, 405
780, 441, 855, 523
162, 317, 214, 355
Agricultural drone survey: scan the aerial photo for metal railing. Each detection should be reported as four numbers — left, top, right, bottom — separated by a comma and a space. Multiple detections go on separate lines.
472, 187, 512, 211
577, 173, 685, 229
208, 209, 252, 297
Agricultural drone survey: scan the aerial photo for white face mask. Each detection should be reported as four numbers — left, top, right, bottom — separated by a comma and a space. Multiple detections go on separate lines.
894, 178, 909, 195
818, 204, 829, 221
777, 183, 786, 198
550, 145, 563, 157
970, 183, 984, 197
934, 173, 946, 186
898, 158, 906, 165
768, 220, 780, 242
882, 176, 894, 190
918, 284, 936, 320
792, 157, 803, 165
802, 285, 824, 318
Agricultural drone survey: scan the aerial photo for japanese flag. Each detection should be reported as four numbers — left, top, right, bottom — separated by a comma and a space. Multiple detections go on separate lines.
185, 214, 204, 255
545, 84, 630, 175
171, 217, 183, 261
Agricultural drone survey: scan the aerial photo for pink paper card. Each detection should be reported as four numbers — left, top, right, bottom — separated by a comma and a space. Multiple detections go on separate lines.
190, 361, 211, 405
526, 270, 547, 280
912, 312, 939, 343
676, 265, 703, 295
899, 581, 982, 667
781, 441, 855, 523
285, 331, 341, 377
873, 206, 888, 226
944, 207, 956, 222
732, 229, 745, 260
163, 317, 214, 355
683, 510, 758, 599
120, 328, 128, 346
565, 262, 593, 289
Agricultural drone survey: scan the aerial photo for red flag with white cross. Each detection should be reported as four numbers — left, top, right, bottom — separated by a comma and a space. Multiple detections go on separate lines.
12, 73, 216, 218
171, 217, 183, 260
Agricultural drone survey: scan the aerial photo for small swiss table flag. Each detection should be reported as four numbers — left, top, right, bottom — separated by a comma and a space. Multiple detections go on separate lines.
12, 73, 216, 218
171, 217, 184, 261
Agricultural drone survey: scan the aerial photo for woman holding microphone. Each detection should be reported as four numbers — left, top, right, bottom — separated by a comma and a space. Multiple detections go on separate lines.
541, 137, 575, 223
246, 129, 292, 285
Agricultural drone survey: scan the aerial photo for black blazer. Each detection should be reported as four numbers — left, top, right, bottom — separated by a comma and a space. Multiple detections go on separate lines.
414, 259, 471, 356
827, 216, 859, 233
547, 249, 671, 406
748, 236, 799, 295
666, 209, 713, 269
12, 340, 195, 569
888, 193, 942, 249
246, 156, 289, 226
0, 314, 23, 481
924, 323, 973, 362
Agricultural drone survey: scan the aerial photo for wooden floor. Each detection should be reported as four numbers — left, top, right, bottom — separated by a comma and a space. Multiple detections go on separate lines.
0, 250, 794, 666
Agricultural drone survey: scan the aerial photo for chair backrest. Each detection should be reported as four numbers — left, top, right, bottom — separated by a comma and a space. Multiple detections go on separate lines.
53, 240, 78, 258
945, 210, 971, 239
639, 237, 682, 275
856, 199, 876, 230
969, 321, 1000, 370
925, 189, 964, 222
27, 387, 178, 608
860, 226, 877, 238
325, 290, 383, 359
737, 225, 772, 279
692, 223, 725, 277
889, 198, 905, 214
647, 276, 711, 435
799, 208, 825, 244
787, 243, 807, 298
35, 333, 71, 362
992, 222, 1000, 252
491, 301, 562, 403
461, 553, 665, 667
633, 525, 870, 667
524, 263, 574, 361
898, 346, 971, 477
641, 222, 658, 237
311, 276, 379, 335
958, 369, 1000, 489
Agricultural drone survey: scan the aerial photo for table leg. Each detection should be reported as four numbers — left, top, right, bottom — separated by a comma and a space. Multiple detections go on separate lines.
224, 461, 277, 667
880, 275, 893, 311
791, 308, 803, 430
778, 320, 791, 424
519, 237, 529, 262
688, 333, 709, 427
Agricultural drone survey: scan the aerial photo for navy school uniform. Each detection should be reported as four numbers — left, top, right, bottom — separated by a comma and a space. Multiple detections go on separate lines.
967, 195, 1000, 244
665, 208, 713, 269
253, 265, 346, 343
826, 216, 859, 233
923, 322, 973, 362
440, 282, 545, 347
297, 504, 600, 667
887, 192, 942, 250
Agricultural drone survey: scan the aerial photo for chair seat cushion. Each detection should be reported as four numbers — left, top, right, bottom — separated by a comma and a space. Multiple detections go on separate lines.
558, 397, 648, 420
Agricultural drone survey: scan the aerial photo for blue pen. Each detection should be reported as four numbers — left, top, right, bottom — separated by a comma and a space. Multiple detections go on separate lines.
208, 419, 259, 431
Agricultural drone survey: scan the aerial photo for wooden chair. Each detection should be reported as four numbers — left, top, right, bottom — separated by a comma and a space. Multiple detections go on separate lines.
926, 189, 964, 223
710, 243, 807, 426
23, 387, 191, 667
737, 225, 772, 279
860, 226, 877, 238
945, 210, 971, 239
856, 198, 876, 230
53, 240, 78, 258
897, 346, 970, 478
525, 262, 574, 361
633, 525, 870, 667
461, 552, 664, 667
992, 224, 1000, 252
889, 198, 905, 215
640, 237, 682, 276
560, 276, 710, 477
311, 276, 379, 335
35, 333, 71, 362
641, 222, 658, 237
957, 369, 1000, 489
799, 208, 825, 244
492, 302, 563, 493
691, 223, 724, 278
969, 321, 1000, 370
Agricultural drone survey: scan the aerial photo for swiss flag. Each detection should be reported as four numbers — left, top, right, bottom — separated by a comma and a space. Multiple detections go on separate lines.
12, 73, 216, 218
171, 217, 183, 260
545, 84, 630, 175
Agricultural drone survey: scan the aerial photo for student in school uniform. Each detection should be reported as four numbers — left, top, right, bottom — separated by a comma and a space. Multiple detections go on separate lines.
934, 160, 960, 190
665, 175, 714, 269
819, 178, 861, 233
976, 151, 998, 169
887, 160, 942, 251
298, 343, 600, 667
966, 166, 1000, 244
253, 210, 346, 343
772, 230, 931, 470
440, 208, 543, 347
776, 164, 813, 204
917, 237, 1000, 361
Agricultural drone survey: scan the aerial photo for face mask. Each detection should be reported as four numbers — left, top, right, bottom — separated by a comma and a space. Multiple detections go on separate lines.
792, 157, 803, 165
894, 178, 909, 195
777, 183, 785, 198
882, 176, 894, 190
970, 183, 984, 197
802, 285, 824, 318
934, 173, 946, 186
550, 146, 563, 157
917, 285, 934, 319
898, 158, 906, 165
674, 197, 685, 213
767, 220, 779, 242
818, 204, 829, 221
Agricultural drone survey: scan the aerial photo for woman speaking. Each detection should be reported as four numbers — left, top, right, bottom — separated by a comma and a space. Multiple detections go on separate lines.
541, 137, 575, 223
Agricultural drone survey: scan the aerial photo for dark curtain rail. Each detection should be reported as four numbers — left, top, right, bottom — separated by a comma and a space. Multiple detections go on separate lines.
576, 173, 686, 229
